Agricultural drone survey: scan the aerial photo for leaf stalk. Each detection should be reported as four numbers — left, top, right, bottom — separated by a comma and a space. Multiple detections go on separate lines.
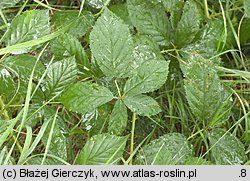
203, 0, 210, 19
129, 112, 137, 165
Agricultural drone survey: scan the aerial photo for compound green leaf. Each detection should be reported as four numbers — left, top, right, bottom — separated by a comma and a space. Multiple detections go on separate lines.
183, 19, 226, 58
110, 3, 132, 26
76, 134, 127, 165
240, 18, 250, 45
0, 120, 13, 136
127, 0, 170, 46
52, 10, 94, 38
90, 9, 133, 78
136, 133, 193, 165
175, 0, 201, 47
5, 10, 50, 53
108, 99, 128, 135
42, 107, 67, 161
161, 0, 184, 30
0, 13, 15, 37
85, 0, 106, 9
45, 57, 77, 99
244, 0, 250, 17
209, 128, 246, 165
82, 104, 112, 137
4, 55, 44, 99
182, 54, 231, 124
124, 60, 169, 96
124, 94, 161, 116
131, 35, 164, 73
0, 68, 16, 103
50, 33, 89, 74
183, 157, 212, 165
23, 104, 43, 128
26, 157, 61, 165
60, 82, 113, 114
4, 55, 44, 81
0, 0, 20, 10
4, 55, 45, 100
0, 146, 14, 165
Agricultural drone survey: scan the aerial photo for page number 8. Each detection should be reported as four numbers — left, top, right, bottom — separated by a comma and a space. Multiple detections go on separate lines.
240, 169, 247, 177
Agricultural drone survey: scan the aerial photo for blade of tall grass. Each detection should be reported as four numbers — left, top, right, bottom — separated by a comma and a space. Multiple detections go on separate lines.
18, 126, 33, 163
24, 154, 70, 165
41, 108, 59, 165
17, 118, 51, 164
124, 129, 155, 165
4, 45, 47, 164
34, 0, 61, 11
202, 111, 250, 159
0, 22, 72, 55
225, 0, 246, 70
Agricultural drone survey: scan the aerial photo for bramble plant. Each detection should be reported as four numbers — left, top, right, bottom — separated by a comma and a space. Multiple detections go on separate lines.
0, 0, 249, 165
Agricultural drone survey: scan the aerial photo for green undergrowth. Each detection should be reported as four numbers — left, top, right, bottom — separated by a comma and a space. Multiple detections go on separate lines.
0, 0, 250, 165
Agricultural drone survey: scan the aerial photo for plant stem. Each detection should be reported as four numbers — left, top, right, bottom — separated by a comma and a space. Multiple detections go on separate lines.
129, 112, 137, 165
17, 0, 30, 16
114, 79, 122, 98
78, 0, 85, 16
11, 134, 23, 153
94, 0, 112, 16
0, 96, 9, 120
0, 10, 8, 27
203, 0, 210, 19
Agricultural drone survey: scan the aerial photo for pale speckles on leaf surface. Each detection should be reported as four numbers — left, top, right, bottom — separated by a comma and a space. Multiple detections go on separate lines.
90, 8, 133, 78
181, 54, 232, 125
52, 10, 94, 38
182, 20, 228, 58
50, 33, 90, 76
82, 111, 97, 131
0, 0, 20, 10
5, 10, 51, 53
175, 0, 201, 47
108, 99, 128, 135
0, 68, 16, 104
60, 82, 113, 114
42, 107, 68, 161
124, 94, 161, 117
6, 54, 45, 78
85, 0, 106, 9
209, 128, 246, 165
136, 133, 193, 165
45, 56, 78, 99
76, 134, 128, 165
124, 60, 169, 96
130, 35, 165, 75
127, 0, 171, 46
244, 0, 250, 17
